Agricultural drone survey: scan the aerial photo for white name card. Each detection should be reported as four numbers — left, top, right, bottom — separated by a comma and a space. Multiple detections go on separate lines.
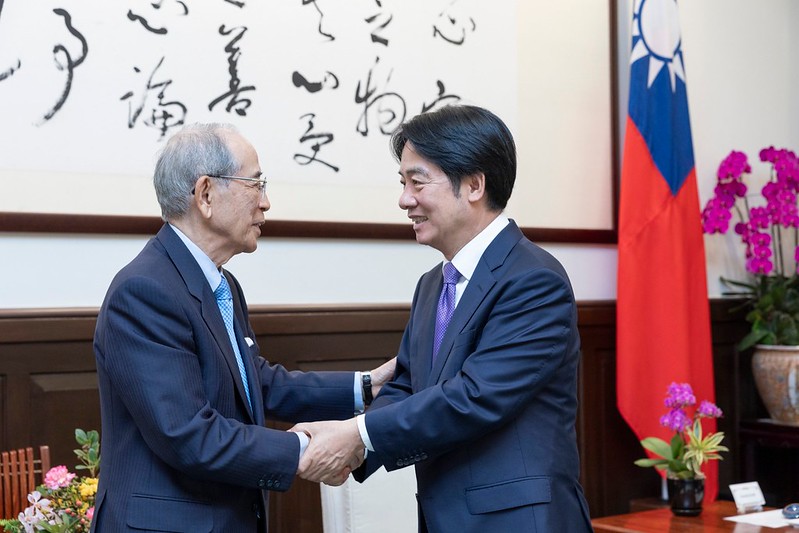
729, 481, 766, 514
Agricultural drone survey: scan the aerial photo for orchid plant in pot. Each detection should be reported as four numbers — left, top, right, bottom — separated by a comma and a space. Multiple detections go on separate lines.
635, 383, 727, 516
701, 147, 799, 424
701, 147, 799, 350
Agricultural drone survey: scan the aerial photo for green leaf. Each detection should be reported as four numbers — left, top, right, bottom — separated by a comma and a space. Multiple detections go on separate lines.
640, 437, 673, 459
634, 458, 668, 468
670, 433, 685, 457
720, 277, 757, 291
703, 432, 726, 448
738, 328, 769, 351
667, 458, 687, 473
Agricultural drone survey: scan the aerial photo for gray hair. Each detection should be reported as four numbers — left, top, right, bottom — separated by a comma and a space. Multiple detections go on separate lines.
153, 122, 241, 221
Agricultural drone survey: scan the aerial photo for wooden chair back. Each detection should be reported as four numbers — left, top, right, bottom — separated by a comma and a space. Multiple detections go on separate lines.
0, 446, 51, 519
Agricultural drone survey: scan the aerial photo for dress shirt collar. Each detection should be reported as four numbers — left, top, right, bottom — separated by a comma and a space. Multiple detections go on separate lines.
168, 223, 223, 290
447, 214, 509, 281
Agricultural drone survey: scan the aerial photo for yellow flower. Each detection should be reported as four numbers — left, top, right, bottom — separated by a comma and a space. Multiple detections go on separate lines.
80, 477, 98, 499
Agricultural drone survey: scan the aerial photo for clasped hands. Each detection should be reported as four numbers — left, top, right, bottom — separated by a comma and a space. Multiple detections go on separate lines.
290, 357, 396, 486
290, 418, 365, 486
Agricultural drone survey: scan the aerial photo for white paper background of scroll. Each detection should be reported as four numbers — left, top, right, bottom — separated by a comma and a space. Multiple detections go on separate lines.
0, 0, 612, 230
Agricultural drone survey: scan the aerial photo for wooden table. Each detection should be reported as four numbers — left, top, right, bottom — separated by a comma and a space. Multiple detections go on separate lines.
591, 500, 793, 532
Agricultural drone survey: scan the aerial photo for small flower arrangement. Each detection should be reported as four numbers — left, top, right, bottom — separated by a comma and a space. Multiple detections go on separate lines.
0, 429, 100, 533
635, 383, 728, 479
701, 146, 799, 350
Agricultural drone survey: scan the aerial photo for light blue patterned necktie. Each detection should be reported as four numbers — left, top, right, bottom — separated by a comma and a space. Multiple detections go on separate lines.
214, 275, 253, 411
433, 262, 461, 364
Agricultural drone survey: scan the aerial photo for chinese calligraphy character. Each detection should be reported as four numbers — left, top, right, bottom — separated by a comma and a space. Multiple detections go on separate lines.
421, 80, 461, 113
433, 0, 476, 46
302, 0, 334, 42
208, 25, 255, 116
364, 11, 393, 47
126, 0, 189, 35
0, 0, 20, 82
292, 70, 339, 94
37, 8, 88, 125
355, 57, 406, 137
294, 113, 339, 172
0, 60, 20, 82
120, 57, 187, 139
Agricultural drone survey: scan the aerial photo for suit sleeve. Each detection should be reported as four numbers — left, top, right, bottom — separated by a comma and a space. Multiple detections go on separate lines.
363, 267, 577, 470
228, 273, 357, 423
96, 274, 350, 491
352, 279, 420, 482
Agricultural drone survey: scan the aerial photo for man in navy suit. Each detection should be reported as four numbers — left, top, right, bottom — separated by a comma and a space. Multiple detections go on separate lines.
294, 106, 592, 531
92, 123, 393, 532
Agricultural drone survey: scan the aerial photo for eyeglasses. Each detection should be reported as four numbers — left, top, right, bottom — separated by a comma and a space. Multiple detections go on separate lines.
208, 174, 268, 197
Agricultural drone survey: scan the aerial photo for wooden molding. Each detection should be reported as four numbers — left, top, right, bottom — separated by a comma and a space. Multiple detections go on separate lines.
0, 212, 617, 244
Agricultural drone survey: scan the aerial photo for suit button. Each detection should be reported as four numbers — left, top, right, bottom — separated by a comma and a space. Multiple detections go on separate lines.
258, 479, 266, 488
396, 459, 404, 467
421, 453, 428, 460
273, 480, 280, 489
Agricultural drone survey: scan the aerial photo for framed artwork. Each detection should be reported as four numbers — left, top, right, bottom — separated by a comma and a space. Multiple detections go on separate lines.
0, 0, 617, 242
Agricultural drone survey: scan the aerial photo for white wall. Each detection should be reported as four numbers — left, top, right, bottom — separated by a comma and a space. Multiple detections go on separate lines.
0, 232, 616, 308
3, 1, 798, 310
684, 0, 799, 296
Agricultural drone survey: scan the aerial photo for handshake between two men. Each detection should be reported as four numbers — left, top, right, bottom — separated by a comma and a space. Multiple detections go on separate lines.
291, 356, 397, 486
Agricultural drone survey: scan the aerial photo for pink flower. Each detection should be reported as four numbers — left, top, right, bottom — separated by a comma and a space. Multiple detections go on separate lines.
697, 400, 723, 418
702, 147, 799, 275
664, 382, 696, 408
86, 507, 94, 521
43, 465, 76, 490
660, 408, 692, 432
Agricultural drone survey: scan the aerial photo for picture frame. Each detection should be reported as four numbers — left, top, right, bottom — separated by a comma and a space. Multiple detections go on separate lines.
0, 1, 618, 243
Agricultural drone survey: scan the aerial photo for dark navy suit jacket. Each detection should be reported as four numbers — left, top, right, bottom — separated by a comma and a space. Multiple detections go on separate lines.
92, 224, 355, 532
356, 221, 592, 532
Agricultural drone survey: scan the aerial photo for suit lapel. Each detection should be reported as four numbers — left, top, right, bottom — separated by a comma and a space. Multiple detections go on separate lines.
427, 221, 524, 385
156, 225, 256, 423
414, 271, 442, 389
427, 270, 495, 385
229, 275, 263, 424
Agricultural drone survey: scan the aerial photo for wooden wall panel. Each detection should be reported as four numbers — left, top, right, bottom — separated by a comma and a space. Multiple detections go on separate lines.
29, 372, 102, 469
0, 375, 5, 447
0, 300, 751, 530
576, 302, 658, 516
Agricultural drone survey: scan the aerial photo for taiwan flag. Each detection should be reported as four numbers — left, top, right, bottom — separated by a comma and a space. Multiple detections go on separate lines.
616, 0, 718, 500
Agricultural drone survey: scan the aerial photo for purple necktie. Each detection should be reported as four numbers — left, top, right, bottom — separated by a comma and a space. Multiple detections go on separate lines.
433, 262, 461, 362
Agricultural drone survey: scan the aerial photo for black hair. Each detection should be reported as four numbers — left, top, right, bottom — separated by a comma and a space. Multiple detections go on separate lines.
390, 105, 516, 211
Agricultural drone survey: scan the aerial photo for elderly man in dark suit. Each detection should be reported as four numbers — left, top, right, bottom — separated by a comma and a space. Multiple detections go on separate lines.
92, 123, 393, 532
294, 106, 592, 532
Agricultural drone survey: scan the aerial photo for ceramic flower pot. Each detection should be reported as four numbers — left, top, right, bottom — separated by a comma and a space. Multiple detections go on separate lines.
752, 345, 799, 425
667, 477, 704, 517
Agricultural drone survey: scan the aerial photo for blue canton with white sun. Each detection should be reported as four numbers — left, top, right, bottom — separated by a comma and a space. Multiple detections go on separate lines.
628, 0, 694, 196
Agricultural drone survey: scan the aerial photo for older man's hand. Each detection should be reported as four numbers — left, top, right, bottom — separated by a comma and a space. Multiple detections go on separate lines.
290, 418, 365, 486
